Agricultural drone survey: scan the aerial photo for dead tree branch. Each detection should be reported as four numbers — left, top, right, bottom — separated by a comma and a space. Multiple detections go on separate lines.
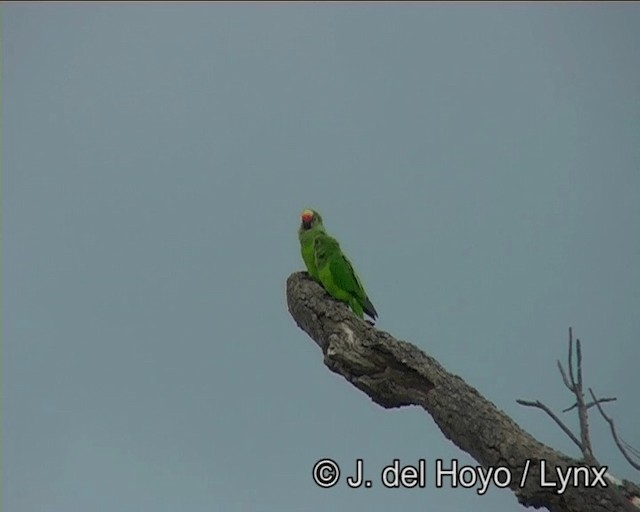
589, 388, 640, 471
516, 399, 582, 450
517, 329, 640, 507
573, 333, 595, 463
562, 397, 616, 414
286, 272, 636, 512
522, 330, 599, 464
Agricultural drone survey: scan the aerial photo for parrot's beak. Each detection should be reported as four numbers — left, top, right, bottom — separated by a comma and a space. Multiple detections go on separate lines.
301, 211, 314, 229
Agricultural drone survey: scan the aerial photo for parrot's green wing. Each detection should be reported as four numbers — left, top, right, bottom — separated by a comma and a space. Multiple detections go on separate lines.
329, 254, 378, 320
298, 209, 326, 281
314, 234, 378, 321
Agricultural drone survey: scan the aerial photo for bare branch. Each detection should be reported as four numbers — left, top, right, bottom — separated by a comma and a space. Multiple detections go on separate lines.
562, 397, 617, 413
576, 338, 583, 384
517, 399, 583, 450
589, 388, 640, 471
622, 439, 640, 460
574, 338, 595, 463
557, 360, 574, 392
568, 327, 576, 388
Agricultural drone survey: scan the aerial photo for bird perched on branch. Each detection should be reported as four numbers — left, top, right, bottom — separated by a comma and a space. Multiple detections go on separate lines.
298, 209, 378, 321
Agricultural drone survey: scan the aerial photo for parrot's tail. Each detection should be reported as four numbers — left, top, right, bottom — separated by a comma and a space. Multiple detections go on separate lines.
362, 296, 378, 321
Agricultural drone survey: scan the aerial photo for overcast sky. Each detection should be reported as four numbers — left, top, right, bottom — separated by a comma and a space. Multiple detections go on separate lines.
4, 3, 640, 511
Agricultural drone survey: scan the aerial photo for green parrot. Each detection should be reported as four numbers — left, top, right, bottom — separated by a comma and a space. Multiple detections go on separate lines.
298, 209, 326, 281
313, 232, 378, 321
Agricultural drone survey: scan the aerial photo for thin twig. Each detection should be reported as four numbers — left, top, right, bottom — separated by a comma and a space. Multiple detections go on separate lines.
568, 327, 576, 389
622, 439, 640, 460
577, 338, 582, 382
517, 399, 583, 450
562, 397, 617, 413
557, 360, 573, 392
589, 388, 640, 471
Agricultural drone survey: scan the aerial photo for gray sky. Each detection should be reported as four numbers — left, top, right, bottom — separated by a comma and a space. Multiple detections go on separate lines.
4, 3, 640, 511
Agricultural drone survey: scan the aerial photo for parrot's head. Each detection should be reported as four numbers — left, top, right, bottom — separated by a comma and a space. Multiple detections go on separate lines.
299, 209, 324, 232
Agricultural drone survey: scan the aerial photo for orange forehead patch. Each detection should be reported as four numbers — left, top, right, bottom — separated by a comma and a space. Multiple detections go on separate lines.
301, 209, 314, 221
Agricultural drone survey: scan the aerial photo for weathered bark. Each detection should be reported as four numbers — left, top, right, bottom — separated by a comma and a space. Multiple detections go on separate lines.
286, 272, 636, 512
